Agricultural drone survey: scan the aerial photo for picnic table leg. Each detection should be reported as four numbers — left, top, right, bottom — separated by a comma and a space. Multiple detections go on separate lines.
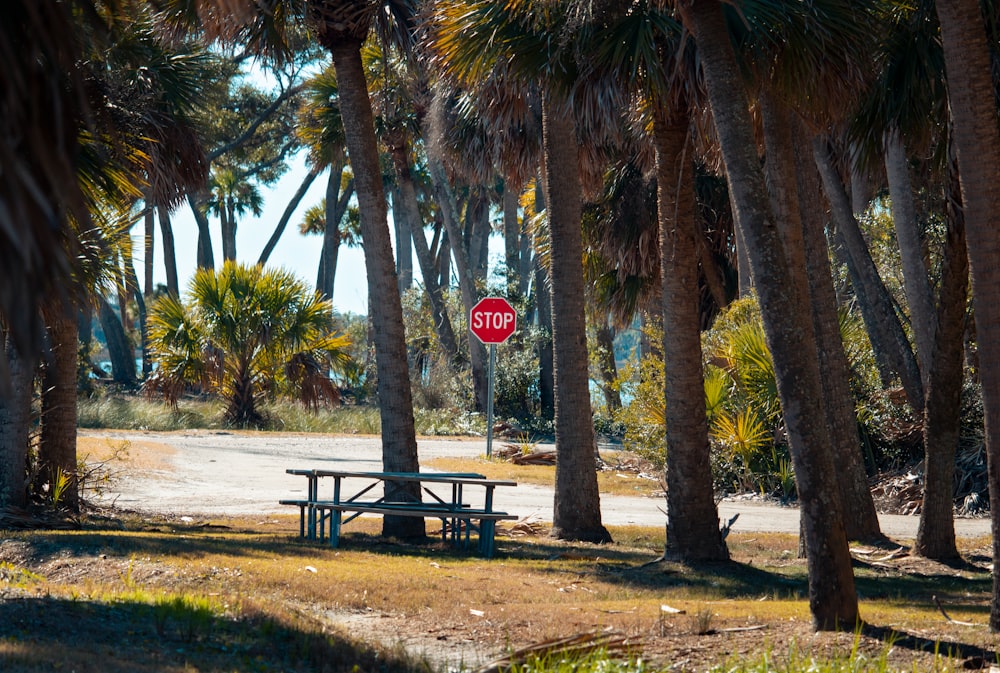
329, 510, 342, 548
478, 519, 496, 558
307, 475, 318, 539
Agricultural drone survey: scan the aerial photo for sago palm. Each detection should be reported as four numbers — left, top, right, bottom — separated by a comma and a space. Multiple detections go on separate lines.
148, 261, 352, 427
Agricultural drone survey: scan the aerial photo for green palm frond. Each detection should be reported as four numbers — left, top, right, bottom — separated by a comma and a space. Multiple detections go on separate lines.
711, 408, 771, 463
704, 366, 730, 419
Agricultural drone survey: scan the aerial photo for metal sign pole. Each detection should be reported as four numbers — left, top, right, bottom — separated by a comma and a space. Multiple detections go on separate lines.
486, 343, 496, 458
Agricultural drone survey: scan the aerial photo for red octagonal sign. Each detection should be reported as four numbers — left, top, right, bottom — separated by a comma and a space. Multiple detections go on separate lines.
470, 297, 517, 344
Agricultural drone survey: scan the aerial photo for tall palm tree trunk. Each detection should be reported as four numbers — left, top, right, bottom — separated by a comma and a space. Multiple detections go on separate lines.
390, 142, 461, 364
189, 191, 215, 272
885, 129, 935, 378
40, 298, 79, 512
330, 39, 422, 539
931, 5, 1000, 612
654, 103, 728, 561
160, 207, 180, 297
915, 166, 968, 560
143, 196, 155, 298
679, 0, 858, 629
542, 97, 610, 544
795, 126, 881, 542
0, 333, 34, 509
814, 140, 924, 411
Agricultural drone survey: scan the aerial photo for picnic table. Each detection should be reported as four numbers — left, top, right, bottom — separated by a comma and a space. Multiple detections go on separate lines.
281, 470, 518, 557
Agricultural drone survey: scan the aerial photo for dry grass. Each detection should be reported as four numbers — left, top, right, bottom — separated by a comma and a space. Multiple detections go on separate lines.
0, 514, 996, 672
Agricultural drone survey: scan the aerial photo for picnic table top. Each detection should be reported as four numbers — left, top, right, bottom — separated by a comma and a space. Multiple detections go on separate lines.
285, 469, 518, 487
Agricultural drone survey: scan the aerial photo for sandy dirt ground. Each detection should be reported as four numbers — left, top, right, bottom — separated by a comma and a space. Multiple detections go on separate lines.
80, 429, 991, 540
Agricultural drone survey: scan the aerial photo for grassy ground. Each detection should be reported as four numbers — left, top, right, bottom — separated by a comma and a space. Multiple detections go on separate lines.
0, 511, 996, 673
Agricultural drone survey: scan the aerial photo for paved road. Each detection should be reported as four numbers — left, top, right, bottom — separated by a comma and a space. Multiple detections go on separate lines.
84, 429, 992, 540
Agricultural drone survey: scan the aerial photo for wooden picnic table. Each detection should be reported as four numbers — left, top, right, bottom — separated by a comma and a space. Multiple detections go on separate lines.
281, 470, 518, 557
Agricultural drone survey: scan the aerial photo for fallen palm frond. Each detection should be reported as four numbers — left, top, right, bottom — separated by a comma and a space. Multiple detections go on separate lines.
476, 631, 638, 673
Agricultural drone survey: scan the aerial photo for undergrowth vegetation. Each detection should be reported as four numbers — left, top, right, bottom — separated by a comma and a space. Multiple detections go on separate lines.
615, 297, 985, 502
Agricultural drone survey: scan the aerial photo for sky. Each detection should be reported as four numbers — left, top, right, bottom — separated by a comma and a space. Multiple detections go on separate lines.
148, 152, 372, 316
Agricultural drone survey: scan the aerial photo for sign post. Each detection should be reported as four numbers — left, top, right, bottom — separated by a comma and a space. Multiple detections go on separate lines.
469, 297, 518, 457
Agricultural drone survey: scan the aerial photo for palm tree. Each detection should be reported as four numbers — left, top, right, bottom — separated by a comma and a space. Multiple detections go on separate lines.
932, 0, 1000, 630
676, 0, 859, 629
308, 2, 424, 538
429, 0, 612, 542
148, 261, 352, 426
208, 167, 264, 262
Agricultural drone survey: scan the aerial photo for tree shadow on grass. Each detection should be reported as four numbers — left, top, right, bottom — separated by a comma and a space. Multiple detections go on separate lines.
0, 593, 433, 673
860, 622, 998, 666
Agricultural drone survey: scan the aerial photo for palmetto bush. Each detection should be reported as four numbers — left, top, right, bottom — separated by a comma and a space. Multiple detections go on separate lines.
146, 261, 353, 427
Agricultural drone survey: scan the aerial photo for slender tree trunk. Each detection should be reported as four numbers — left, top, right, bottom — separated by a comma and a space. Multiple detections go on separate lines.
535, 256, 555, 421
654, 103, 728, 561
795, 127, 882, 542
734, 212, 753, 297
259, 165, 321, 266
915, 166, 968, 560
394, 190, 413, 295
330, 39, 421, 539
542, 97, 610, 543
594, 320, 621, 412
40, 298, 79, 511
680, 0, 858, 629
221, 201, 237, 262
123, 257, 151, 379
885, 129, 935, 380
98, 296, 137, 387
390, 142, 461, 364
159, 207, 179, 297
425, 106, 488, 412
318, 169, 353, 301
504, 186, 522, 297
0, 333, 34, 509
143, 198, 155, 298
188, 192, 215, 271
814, 138, 924, 412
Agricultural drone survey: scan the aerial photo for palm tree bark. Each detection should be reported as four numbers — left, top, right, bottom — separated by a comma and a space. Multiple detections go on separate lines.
915, 168, 968, 560
160, 207, 180, 297
542, 97, 610, 544
318, 161, 353, 301
426, 135, 489, 412
796, 129, 882, 542
884, 129, 935, 379
189, 191, 216, 271
594, 320, 621, 412
98, 295, 137, 387
329, 37, 422, 539
679, 0, 857, 629
503, 186, 522, 297
814, 138, 924, 412
931, 5, 1000, 613
0, 333, 34, 508
389, 141, 461, 364
654, 103, 728, 561
762, 97, 880, 542
535, 256, 555, 421
143, 198, 155, 298
40, 298, 79, 511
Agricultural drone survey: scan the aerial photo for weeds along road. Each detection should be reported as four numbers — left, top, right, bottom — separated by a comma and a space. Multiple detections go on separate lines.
82, 429, 991, 541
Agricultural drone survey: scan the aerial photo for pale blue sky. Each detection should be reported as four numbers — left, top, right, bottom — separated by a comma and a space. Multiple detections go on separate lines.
148, 152, 372, 316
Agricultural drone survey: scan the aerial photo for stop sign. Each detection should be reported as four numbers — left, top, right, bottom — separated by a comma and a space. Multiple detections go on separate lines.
470, 297, 517, 344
